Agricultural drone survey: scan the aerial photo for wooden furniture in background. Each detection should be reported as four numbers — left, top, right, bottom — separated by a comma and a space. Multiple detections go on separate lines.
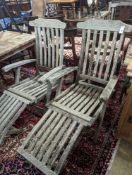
48, 0, 78, 18
0, 31, 35, 63
109, 1, 132, 24
117, 42, 132, 141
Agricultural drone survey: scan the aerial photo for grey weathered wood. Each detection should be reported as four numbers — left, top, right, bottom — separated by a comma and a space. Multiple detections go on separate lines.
17, 20, 132, 175
18, 108, 83, 175
100, 77, 118, 101
77, 19, 132, 33
38, 66, 63, 82
47, 20, 132, 132
0, 93, 27, 144
0, 18, 67, 143
2, 59, 36, 72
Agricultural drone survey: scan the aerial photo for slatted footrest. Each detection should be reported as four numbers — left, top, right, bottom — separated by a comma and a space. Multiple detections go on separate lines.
18, 108, 83, 175
0, 92, 27, 144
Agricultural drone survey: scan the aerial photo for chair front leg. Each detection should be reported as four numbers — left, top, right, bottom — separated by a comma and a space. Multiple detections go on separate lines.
15, 67, 21, 84
94, 102, 107, 142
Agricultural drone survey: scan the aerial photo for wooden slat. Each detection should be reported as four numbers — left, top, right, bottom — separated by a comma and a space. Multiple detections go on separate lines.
42, 27, 47, 66
18, 108, 83, 175
59, 29, 64, 66
38, 27, 43, 66
110, 33, 125, 79
82, 30, 91, 75
57, 84, 80, 103
66, 86, 89, 108
0, 103, 27, 144
55, 124, 83, 174
79, 29, 86, 73
31, 113, 62, 157
47, 28, 52, 68
76, 89, 99, 113
0, 92, 27, 144
36, 115, 67, 160
52, 101, 92, 123
8, 88, 37, 103
104, 31, 118, 80
21, 109, 53, 149
4, 90, 31, 104
42, 118, 72, 163
27, 111, 59, 152
88, 30, 98, 76
55, 29, 59, 67
51, 28, 55, 68
98, 31, 110, 79
17, 149, 57, 175
48, 120, 77, 166
61, 85, 84, 106
71, 87, 94, 110
93, 30, 104, 77
49, 105, 88, 126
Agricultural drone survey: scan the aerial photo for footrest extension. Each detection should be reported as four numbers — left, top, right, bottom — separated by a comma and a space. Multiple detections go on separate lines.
0, 92, 27, 144
18, 108, 83, 175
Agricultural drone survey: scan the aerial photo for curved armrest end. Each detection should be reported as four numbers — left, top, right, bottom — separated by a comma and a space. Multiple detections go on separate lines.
2, 59, 36, 72
100, 77, 118, 102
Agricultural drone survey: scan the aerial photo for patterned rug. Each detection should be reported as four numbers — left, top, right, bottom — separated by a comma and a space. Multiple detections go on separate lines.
0, 37, 126, 175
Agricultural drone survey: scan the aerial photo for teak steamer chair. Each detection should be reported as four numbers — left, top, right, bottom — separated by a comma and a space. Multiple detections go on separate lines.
0, 18, 77, 144
18, 20, 132, 175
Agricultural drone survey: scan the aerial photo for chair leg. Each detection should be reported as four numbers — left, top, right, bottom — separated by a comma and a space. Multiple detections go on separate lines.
70, 36, 77, 62
94, 103, 107, 142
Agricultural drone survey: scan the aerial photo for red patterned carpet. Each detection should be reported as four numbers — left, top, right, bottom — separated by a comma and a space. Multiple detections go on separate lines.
0, 37, 126, 175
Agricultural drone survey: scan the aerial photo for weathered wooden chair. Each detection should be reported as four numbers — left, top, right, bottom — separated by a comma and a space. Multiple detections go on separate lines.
17, 20, 132, 175
0, 18, 77, 144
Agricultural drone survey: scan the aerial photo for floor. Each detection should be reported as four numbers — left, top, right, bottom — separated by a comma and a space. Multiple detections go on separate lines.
109, 139, 132, 175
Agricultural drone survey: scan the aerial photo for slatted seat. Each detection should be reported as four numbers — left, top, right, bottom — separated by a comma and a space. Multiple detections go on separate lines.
8, 78, 48, 103
0, 91, 28, 143
51, 83, 103, 126
18, 108, 83, 175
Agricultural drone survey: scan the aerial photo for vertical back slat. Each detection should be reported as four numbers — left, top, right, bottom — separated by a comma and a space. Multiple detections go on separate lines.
79, 29, 86, 74
110, 33, 125, 79
104, 31, 118, 80
82, 30, 91, 75
38, 27, 43, 66
42, 27, 47, 67
51, 28, 55, 68
35, 27, 40, 65
59, 29, 64, 66
47, 28, 51, 68
98, 31, 110, 78
88, 30, 98, 76
93, 30, 104, 76
55, 28, 59, 67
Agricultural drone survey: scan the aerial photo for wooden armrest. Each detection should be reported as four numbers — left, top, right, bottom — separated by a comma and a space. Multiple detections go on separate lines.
100, 77, 118, 102
2, 59, 36, 72
38, 65, 64, 82
47, 66, 78, 85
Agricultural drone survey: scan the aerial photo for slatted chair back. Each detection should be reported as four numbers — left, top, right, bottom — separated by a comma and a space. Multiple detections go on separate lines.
77, 19, 132, 84
29, 18, 66, 70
